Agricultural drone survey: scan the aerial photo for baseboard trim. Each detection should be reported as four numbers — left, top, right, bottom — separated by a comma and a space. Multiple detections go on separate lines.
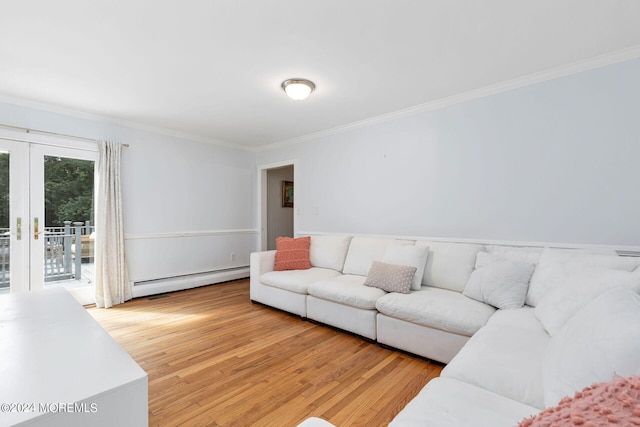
131, 267, 249, 298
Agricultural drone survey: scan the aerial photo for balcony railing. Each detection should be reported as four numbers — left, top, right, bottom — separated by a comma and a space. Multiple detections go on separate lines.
0, 229, 8, 289
0, 221, 94, 290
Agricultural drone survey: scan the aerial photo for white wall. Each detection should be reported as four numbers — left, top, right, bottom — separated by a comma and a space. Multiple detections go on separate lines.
2, 53, 639, 288
0, 102, 257, 283
119, 131, 256, 282
256, 58, 640, 247
266, 166, 294, 249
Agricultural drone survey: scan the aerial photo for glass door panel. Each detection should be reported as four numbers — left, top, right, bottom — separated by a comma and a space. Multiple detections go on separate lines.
30, 145, 97, 304
0, 139, 28, 294
43, 155, 95, 287
0, 150, 10, 293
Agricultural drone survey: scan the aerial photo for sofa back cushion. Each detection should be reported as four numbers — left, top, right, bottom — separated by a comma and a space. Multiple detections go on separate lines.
309, 235, 352, 272
534, 267, 640, 335
542, 288, 640, 408
526, 248, 640, 307
342, 237, 414, 276
382, 245, 430, 291
415, 241, 483, 292
484, 245, 543, 265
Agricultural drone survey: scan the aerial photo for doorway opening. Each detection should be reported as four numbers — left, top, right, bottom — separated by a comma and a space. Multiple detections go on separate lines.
258, 160, 296, 251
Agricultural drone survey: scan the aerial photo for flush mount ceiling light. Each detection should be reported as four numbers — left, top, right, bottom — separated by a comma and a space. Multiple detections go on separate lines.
281, 78, 315, 101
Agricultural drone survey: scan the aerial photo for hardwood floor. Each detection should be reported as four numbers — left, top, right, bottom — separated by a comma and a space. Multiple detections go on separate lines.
87, 279, 443, 426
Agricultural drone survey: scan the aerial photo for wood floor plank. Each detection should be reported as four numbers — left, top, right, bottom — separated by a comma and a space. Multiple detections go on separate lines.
87, 279, 443, 426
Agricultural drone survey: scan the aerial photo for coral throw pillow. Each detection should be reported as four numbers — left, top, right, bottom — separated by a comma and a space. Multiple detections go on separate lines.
518, 376, 640, 427
274, 236, 312, 271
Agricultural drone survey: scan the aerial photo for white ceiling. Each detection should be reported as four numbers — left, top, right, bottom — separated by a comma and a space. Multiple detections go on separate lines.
1, 1, 640, 150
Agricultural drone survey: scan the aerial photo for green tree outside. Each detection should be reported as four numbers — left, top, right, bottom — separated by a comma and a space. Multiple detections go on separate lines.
44, 156, 94, 227
0, 153, 8, 228
0, 154, 93, 229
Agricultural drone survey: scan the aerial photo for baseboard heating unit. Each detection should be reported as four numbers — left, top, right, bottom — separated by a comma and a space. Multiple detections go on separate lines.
131, 266, 249, 298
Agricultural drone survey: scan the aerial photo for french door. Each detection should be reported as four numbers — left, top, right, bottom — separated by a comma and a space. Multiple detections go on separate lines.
0, 139, 28, 293
0, 134, 97, 304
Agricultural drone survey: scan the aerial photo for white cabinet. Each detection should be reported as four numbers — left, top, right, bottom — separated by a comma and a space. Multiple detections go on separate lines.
0, 288, 147, 426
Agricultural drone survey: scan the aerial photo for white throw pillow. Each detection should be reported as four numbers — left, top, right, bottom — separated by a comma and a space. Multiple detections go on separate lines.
535, 268, 640, 336
526, 248, 640, 307
542, 288, 640, 407
463, 252, 535, 310
382, 245, 429, 291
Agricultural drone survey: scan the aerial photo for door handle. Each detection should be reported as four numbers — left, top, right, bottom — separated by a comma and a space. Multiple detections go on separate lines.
7, 218, 22, 240
34, 217, 39, 240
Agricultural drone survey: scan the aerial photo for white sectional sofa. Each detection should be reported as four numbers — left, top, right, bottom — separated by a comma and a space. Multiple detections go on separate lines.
250, 234, 640, 426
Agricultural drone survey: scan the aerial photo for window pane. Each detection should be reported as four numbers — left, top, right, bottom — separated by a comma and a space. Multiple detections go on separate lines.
0, 151, 9, 292
43, 156, 95, 285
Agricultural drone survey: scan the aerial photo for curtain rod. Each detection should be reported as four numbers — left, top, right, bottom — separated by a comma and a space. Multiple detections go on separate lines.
0, 123, 130, 147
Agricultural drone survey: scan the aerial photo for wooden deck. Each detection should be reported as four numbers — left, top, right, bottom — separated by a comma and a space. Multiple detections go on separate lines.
42, 262, 95, 290
0, 263, 94, 293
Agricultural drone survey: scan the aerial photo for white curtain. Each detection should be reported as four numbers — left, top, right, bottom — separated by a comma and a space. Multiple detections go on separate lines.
95, 140, 131, 308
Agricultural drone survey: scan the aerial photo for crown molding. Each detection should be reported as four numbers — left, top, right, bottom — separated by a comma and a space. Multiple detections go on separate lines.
2, 44, 639, 155
0, 93, 254, 152
257, 45, 640, 153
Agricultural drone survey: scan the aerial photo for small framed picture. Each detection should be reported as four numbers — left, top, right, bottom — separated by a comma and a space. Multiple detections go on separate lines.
282, 181, 294, 208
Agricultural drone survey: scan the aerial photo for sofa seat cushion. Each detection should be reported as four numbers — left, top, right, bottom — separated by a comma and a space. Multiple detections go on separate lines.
485, 305, 544, 332
442, 307, 549, 409
389, 377, 540, 427
260, 268, 341, 295
307, 275, 385, 310
375, 287, 496, 336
